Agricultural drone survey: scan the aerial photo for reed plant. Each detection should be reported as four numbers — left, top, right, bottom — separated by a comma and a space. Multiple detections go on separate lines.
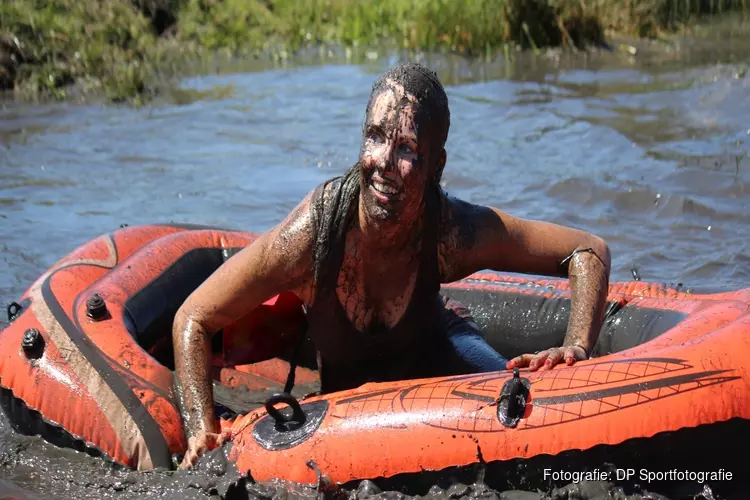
1, 0, 748, 101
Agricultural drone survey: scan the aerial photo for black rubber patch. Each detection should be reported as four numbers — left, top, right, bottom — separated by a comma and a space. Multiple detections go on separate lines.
253, 400, 329, 451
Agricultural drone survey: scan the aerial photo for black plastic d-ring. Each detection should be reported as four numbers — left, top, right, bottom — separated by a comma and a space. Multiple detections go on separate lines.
265, 392, 306, 426
7, 302, 22, 323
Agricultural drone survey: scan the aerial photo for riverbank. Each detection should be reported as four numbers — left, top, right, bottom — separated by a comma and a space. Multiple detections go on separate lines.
1, 0, 749, 103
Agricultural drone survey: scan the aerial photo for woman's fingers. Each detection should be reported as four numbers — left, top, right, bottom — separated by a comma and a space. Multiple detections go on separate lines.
506, 353, 535, 369
508, 346, 589, 371
178, 432, 228, 469
507, 351, 549, 371
544, 348, 564, 369
564, 345, 588, 365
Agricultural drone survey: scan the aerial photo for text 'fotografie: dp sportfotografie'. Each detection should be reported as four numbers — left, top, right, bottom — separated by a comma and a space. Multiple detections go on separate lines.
544, 468, 733, 484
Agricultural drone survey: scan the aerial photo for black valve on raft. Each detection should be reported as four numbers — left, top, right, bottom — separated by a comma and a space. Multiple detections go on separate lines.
497, 367, 530, 428
21, 328, 45, 359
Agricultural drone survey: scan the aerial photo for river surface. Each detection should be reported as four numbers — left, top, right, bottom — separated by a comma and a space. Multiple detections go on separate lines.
1, 17, 750, 500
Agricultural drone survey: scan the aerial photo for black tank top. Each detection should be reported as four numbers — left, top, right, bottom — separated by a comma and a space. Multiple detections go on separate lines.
305, 183, 446, 393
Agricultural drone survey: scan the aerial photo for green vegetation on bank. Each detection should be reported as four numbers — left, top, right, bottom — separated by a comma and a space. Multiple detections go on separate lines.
1, 0, 749, 102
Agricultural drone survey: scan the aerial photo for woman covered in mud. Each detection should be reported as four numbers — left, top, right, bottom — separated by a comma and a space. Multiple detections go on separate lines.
172, 62, 611, 467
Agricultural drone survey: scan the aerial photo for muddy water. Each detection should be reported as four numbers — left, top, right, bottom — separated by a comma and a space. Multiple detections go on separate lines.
1, 17, 750, 500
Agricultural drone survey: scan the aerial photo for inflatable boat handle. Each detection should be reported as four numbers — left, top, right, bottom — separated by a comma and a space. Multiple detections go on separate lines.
265, 392, 306, 426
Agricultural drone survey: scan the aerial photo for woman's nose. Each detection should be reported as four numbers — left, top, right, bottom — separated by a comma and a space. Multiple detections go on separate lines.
377, 142, 397, 171
377, 154, 395, 173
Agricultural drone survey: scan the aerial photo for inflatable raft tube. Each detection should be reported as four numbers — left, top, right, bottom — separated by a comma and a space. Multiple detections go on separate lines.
1, 224, 749, 490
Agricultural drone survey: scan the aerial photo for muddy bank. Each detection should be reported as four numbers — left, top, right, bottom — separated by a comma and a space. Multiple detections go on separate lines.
2, 0, 749, 103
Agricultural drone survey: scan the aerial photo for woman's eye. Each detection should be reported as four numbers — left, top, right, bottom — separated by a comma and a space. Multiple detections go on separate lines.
399, 143, 415, 154
368, 132, 383, 143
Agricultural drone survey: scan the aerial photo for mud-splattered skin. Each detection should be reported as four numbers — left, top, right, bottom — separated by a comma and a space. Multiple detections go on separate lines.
172, 62, 611, 467
342, 78, 436, 332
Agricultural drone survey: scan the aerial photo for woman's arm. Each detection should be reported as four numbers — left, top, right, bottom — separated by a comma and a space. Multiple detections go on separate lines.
173, 191, 315, 467
439, 196, 611, 370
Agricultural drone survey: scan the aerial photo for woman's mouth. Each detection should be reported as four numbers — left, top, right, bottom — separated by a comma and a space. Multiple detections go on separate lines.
372, 180, 398, 196
364, 170, 401, 207
368, 175, 401, 205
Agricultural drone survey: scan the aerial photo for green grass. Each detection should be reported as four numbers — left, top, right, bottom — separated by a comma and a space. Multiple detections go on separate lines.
1, 0, 749, 103
1, 0, 168, 102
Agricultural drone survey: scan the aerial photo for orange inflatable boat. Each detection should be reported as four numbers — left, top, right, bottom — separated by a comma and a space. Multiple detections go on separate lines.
2, 224, 749, 494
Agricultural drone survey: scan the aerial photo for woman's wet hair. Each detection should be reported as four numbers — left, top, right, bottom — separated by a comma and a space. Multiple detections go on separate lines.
366, 61, 451, 158
310, 62, 449, 289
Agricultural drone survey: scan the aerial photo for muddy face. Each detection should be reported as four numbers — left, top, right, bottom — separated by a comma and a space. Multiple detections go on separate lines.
358, 79, 433, 224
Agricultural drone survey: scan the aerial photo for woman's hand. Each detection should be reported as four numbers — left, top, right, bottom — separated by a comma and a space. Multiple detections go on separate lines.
172, 191, 317, 470
179, 429, 231, 469
506, 344, 588, 371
